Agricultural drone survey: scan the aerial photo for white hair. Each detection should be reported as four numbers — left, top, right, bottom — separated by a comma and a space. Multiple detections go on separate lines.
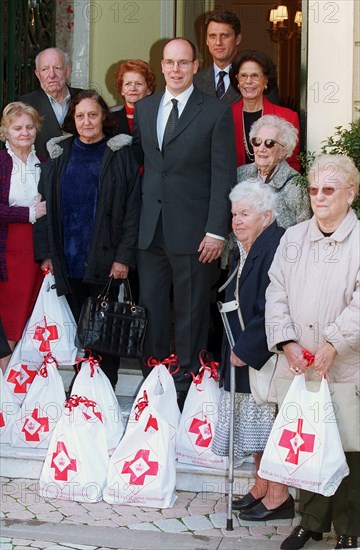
308, 154, 360, 193
35, 47, 70, 70
249, 114, 298, 158
230, 179, 278, 218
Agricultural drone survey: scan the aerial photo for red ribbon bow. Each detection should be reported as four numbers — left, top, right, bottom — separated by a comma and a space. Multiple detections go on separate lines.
145, 353, 180, 375
189, 350, 220, 386
39, 353, 58, 378
134, 390, 149, 420
65, 394, 99, 414
75, 351, 102, 377
303, 349, 315, 368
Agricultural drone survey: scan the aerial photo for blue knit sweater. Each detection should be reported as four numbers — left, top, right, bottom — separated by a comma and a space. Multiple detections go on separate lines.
61, 137, 107, 278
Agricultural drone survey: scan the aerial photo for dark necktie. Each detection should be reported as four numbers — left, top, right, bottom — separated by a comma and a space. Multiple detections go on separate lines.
216, 71, 227, 99
162, 98, 179, 150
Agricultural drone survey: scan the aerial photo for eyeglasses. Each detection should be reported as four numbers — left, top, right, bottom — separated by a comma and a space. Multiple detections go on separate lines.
307, 186, 352, 196
251, 137, 285, 149
122, 82, 145, 90
238, 73, 263, 82
163, 59, 194, 69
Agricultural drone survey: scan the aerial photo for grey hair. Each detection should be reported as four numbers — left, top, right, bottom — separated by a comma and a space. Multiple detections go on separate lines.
308, 154, 360, 194
249, 114, 298, 158
229, 179, 278, 219
35, 48, 70, 70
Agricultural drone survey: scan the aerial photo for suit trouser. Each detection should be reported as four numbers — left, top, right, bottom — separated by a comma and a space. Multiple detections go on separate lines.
137, 218, 213, 391
299, 452, 360, 536
66, 278, 120, 389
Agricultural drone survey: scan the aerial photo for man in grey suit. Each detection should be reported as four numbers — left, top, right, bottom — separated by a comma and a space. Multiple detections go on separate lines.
21, 47, 81, 158
132, 38, 237, 408
194, 11, 279, 104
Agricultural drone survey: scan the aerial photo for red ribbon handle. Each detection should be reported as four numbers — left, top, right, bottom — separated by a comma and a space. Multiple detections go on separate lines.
134, 390, 149, 420
39, 352, 59, 378
145, 353, 180, 375
303, 349, 315, 368
75, 351, 102, 377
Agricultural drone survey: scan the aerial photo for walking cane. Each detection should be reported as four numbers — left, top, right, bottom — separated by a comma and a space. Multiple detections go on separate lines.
217, 300, 237, 531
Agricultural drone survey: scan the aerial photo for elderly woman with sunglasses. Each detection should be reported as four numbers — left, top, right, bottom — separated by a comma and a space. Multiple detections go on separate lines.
238, 115, 311, 229
265, 154, 360, 550
230, 50, 300, 171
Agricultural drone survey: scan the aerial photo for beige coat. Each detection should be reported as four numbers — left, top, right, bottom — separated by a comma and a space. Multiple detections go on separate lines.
265, 209, 360, 402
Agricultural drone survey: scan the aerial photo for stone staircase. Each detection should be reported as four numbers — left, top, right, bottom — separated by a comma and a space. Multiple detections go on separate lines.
0, 362, 255, 495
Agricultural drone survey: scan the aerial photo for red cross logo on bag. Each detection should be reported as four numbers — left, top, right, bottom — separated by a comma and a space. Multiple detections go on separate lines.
121, 449, 159, 485
189, 417, 213, 448
7, 364, 37, 394
33, 316, 59, 352
21, 408, 49, 441
278, 418, 315, 465
50, 440, 77, 481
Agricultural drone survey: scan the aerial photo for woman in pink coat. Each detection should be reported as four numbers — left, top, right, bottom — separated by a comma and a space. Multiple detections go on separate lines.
230, 50, 300, 171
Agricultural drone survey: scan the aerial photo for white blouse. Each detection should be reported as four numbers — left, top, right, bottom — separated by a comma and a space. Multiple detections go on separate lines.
6, 141, 41, 223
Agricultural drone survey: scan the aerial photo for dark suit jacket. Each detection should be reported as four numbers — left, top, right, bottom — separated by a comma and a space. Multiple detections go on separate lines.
20, 86, 81, 158
221, 221, 285, 393
194, 65, 280, 105
132, 87, 237, 254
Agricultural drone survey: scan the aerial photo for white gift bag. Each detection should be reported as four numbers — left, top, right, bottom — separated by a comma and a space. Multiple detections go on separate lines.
176, 354, 228, 469
104, 357, 180, 508
39, 395, 109, 502
128, 356, 180, 438
19, 273, 77, 365
71, 355, 125, 455
0, 370, 21, 444
4, 342, 40, 404
258, 374, 349, 497
10, 354, 66, 449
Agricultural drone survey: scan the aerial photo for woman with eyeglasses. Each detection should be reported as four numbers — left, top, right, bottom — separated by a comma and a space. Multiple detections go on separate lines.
111, 59, 156, 135
230, 50, 300, 171
237, 115, 311, 228
265, 154, 360, 550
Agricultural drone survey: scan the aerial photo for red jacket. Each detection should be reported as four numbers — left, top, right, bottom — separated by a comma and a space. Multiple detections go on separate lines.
0, 148, 31, 281
232, 96, 301, 172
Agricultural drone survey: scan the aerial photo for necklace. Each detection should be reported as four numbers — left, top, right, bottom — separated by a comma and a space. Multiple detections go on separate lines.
242, 108, 263, 162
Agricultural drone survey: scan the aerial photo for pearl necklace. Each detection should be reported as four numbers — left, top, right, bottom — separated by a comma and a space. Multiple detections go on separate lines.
242, 108, 263, 162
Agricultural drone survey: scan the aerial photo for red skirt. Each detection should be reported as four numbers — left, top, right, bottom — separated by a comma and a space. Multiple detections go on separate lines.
0, 223, 42, 341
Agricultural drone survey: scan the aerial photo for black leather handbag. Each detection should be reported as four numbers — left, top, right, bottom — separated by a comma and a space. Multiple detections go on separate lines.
75, 278, 147, 358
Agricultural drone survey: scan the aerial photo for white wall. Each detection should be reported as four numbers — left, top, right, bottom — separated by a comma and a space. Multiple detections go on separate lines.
306, 0, 355, 152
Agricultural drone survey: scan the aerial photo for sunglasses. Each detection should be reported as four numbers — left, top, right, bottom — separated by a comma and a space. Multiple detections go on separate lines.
307, 186, 347, 196
251, 137, 285, 149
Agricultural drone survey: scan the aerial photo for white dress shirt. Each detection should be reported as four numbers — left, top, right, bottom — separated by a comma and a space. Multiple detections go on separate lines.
6, 142, 40, 223
157, 85, 194, 149
214, 64, 232, 93
46, 86, 71, 125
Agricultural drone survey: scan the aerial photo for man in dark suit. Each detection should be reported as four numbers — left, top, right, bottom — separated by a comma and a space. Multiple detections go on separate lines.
132, 38, 237, 407
194, 11, 279, 104
21, 47, 81, 158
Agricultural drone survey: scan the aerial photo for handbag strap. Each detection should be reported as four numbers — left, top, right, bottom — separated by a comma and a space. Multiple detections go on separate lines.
97, 277, 135, 305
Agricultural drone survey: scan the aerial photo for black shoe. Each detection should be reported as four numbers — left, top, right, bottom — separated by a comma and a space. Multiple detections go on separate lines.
239, 495, 295, 521
176, 390, 188, 412
334, 535, 358, 549
232, 492, 262, 511
281, 526, 323, 549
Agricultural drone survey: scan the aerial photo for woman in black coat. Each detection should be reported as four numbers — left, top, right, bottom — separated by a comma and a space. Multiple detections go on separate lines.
212, 180, 293, 522
34, 90, 140, 388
